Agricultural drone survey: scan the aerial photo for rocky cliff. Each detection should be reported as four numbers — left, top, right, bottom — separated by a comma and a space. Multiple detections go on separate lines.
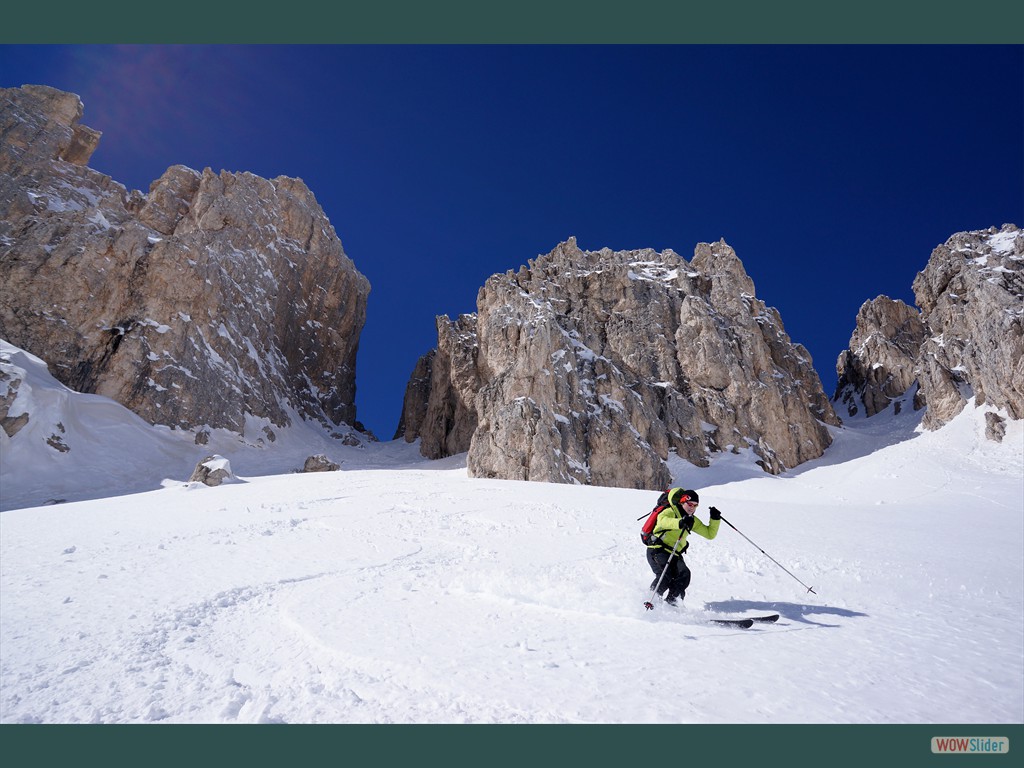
395, 314, 480, 460
0, 85, 370, 442
398, 237, 839, 488
834, 224, 1023, 436
833, 297, 927, 418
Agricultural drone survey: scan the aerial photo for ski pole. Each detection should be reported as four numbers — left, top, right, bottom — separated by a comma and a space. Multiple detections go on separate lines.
644, 533, 686, 610
719, 514, 817, 595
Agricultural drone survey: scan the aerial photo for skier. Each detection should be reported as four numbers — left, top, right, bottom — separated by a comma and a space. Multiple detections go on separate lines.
646, 488, 721, 605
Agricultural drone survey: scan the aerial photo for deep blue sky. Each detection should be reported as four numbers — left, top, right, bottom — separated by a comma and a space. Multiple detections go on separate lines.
2, 45, 1021, 438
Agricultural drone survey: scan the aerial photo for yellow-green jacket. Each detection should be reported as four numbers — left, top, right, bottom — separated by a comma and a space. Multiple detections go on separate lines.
647, 501, 720, 552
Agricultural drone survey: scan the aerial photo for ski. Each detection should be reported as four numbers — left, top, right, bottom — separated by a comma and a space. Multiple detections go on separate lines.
709, 618, 754, 628
645, 595, 782, 628
708, 614, 780, 628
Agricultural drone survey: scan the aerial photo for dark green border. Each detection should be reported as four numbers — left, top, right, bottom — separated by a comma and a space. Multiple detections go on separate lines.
2, 724, 1022, 766
2, 0, 1024, 42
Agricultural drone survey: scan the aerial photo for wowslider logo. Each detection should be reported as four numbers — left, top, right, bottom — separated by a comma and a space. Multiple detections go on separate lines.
932, 737, 1010, 754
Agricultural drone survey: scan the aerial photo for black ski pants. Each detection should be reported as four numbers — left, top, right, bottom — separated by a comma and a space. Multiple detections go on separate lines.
647, 547, 691, 601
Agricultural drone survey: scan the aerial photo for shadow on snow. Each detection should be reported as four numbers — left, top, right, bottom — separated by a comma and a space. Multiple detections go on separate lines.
704, 598, 868, 628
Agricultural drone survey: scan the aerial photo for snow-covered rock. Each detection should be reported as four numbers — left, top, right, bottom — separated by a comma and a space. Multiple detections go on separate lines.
301, 454, 340, 473
189, 455, 234, 486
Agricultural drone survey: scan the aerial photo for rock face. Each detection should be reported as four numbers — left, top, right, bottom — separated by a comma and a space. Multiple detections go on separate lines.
914, 225, 1023, 428
0, 85, 370, 439
398, 237, 839, 487
834, 297, 927, 418
834, 225, 1023, 431
394, 314, 480, 460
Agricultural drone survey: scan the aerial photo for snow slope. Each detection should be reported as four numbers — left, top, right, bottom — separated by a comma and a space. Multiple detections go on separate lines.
1, 341, 1021, 726
0, 340, 391, 512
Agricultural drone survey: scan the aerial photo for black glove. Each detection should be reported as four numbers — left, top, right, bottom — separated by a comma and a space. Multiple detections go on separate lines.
709, 506, 722, 520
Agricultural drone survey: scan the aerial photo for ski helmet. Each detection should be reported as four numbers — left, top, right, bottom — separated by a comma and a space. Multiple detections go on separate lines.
669, 488, 699, 506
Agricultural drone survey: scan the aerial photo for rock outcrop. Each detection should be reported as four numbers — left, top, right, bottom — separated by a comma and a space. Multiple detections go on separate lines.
0, 85, 370, 440
301, 454, 340, 472
189, 455, 233, 486
0, 351, 30, 439
398, 237, 839, 487
834, 225, 1023, 432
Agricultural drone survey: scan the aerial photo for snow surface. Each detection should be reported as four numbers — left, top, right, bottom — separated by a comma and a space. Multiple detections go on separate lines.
0, 342, 1022, 726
